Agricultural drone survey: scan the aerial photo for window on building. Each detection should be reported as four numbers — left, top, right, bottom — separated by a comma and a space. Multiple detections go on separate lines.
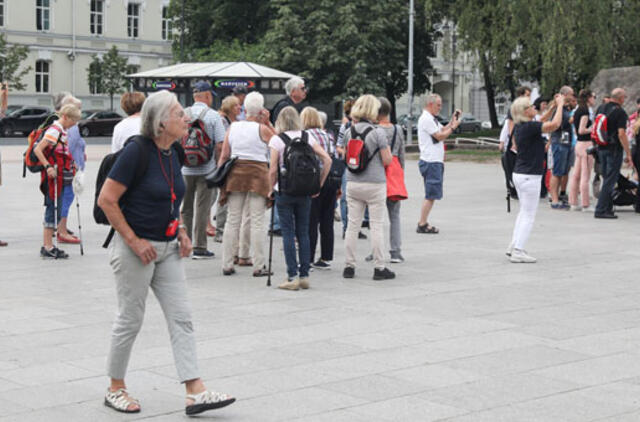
162, 6, 172, 40
0, 0, 5, 27
36, 0, 50, 31
90, 0, 104, 35
127, 3, 140, 38
88, 60, 103, 94
35, 60, 50, 93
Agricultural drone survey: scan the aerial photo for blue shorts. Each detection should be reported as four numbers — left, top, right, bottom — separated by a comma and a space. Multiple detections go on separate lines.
551, 143, 571, 176
418, 160, 444, 200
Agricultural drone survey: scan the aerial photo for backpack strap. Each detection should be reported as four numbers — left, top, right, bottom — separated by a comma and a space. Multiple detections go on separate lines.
300, 130, 309, 144
279, 132, 293, 146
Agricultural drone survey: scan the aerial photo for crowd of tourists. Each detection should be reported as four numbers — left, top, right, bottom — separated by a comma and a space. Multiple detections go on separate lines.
502, 85, 640, 264
4, 74, 639, 416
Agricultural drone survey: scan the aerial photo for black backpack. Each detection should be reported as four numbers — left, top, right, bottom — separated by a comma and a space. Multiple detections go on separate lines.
93, 135, 185, 247
278, 131, 321, 196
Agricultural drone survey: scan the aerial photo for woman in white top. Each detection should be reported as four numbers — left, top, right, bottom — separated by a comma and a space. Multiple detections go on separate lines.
217, 91, 275, 276
111, 92, 145, 152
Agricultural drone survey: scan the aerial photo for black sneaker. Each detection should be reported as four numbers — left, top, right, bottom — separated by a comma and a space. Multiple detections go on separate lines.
390, 252, 405, 263
373, 267, 395, 280
192, 250, 215, 259
358, 231, 367, 240
311, 260, 331, 270
40, 246, 69, 259
343, 266, 355, 279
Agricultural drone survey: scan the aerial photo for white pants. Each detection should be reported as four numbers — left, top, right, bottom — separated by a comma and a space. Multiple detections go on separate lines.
511, 173, 542, 250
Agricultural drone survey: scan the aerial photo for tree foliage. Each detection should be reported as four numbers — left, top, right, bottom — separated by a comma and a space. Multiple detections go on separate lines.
86, 46, 128, 110
169, 0, 270, 61
263, 0, 436, 112
0, 34, 31, 91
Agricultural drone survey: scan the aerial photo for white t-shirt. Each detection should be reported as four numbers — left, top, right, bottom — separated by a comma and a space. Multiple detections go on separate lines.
417, 110, 444, 163
268, 130, 317, 171
111, 115, 141, 153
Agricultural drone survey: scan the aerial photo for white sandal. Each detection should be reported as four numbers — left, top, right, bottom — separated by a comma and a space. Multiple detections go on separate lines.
104, 388, 140, 413
185, 390, 235, 415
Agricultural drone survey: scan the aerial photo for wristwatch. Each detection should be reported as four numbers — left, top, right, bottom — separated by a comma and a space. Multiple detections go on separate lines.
45, 164, 53, 170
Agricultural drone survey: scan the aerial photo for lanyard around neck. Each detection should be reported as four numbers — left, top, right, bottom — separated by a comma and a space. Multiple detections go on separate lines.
156, 147, 176, 213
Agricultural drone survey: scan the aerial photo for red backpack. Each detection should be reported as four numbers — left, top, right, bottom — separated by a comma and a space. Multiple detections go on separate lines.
591, 113, 609, 146
345, 126, 378, 174
180, 107, 214, 167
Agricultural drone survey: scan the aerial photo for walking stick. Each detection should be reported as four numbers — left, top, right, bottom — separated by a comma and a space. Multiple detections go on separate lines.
76, 199, 84, 256
267, 203, 275, 287
53, 165, 58, 259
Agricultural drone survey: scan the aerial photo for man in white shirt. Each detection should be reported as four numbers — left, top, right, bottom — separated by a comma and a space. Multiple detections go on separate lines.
416, 94, 460, 233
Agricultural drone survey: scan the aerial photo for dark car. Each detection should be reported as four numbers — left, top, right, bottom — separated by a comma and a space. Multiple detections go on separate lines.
78, 110, 123, 137
455, 113, 482, 133
399, 113, 450, 136
0, 106, 51, 136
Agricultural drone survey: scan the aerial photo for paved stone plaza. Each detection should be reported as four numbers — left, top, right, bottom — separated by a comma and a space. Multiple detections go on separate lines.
1, 144, 639, 421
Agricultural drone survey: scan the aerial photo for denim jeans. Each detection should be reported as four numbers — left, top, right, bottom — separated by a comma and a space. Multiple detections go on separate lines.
60, 184, 74, 218
595, 147, 623, 215
276, 193, 311, 279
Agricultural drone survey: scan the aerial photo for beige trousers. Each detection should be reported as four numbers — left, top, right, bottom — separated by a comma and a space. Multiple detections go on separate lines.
345, 181, 387, 269
222, 192, 266, 271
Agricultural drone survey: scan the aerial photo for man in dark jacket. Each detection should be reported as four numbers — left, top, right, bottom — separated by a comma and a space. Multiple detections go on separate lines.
270, 77, 306, 125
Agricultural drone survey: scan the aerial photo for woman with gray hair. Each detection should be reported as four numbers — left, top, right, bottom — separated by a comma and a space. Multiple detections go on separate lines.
217, 91, 275, 276
98, 90, 234, 415
507, 92, 564, 263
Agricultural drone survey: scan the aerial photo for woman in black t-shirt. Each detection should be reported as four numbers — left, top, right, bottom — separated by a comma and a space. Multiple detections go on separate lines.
507, 93, 565, 263
569, 89, 597, 210
98, 91, 235, 416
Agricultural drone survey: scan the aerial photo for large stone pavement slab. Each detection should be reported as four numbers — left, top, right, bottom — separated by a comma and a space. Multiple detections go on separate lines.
0, 145, 639, 421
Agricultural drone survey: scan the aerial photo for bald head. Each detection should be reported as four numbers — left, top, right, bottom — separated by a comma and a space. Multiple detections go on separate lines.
611, 88, 626, 104
559, 86, 574, 96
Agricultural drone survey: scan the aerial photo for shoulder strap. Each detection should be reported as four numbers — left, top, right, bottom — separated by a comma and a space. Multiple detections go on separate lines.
390, 125, 398, 151
360, 126, 374, 140
279, 132, 293, 146
197, 107, 209, 121
300, 130, 309, 144
130, 136, 152, 191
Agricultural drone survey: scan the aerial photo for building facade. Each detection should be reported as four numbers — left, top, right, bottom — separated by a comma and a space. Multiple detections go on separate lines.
0, 0, 173, 111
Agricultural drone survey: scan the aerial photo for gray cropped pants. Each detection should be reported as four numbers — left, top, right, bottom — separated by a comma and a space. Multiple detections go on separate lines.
107, 234, 199, 383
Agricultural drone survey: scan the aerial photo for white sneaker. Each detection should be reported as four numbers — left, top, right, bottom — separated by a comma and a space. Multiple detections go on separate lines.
582, 206, 595, 213
570, 205, 582, 211
510, 249, 537, 263
505, 243, 514, 257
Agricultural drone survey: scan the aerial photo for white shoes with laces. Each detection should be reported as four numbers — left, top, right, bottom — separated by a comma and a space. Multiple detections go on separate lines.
509, 249, 537, 263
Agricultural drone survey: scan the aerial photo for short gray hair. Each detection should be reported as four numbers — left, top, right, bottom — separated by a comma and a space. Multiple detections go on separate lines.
285, 77, 305, 96
275, 106, 301, 133
425, 94, 441, 107
140, 90, 179, 139
244, 91, 264, 117
559, 85, 573, 96
318, 111, 328, 127
52, 91, 71, 111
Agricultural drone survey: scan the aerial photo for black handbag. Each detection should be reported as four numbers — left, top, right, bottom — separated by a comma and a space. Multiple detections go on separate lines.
206, 157, 238, 188
326, 156, 346, 190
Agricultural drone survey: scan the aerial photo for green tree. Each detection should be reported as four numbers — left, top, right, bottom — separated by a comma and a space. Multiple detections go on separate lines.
169, 0, 270, 61
0, 34, 31, 91
263, 0, 436, 118
86, 46, 128, 110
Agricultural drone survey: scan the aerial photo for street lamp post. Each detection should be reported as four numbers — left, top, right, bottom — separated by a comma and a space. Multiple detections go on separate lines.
407, 0, 415, 144
180, 0, 186, 63
451, 25, 456, 115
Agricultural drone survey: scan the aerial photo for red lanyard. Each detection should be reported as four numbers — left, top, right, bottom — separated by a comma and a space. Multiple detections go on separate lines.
156, 147, 176, 213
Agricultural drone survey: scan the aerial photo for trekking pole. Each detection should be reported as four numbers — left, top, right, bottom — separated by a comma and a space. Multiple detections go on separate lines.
53, 164, 58, 259
267, 202, 275, 287
76, 198, 84, 256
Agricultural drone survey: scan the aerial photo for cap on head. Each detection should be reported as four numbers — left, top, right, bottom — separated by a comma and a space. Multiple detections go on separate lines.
193, 80, 216, 96
232, 85, 248, 95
